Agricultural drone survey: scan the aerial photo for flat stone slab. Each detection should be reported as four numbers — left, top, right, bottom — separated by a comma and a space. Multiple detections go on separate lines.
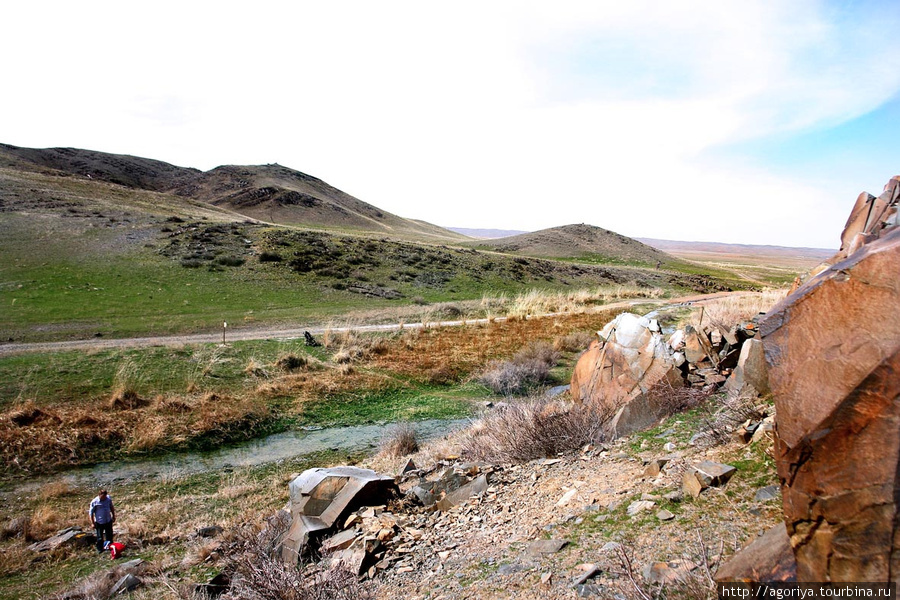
526, 539, 569, 556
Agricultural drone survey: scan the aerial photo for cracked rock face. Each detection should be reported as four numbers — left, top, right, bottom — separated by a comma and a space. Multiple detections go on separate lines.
570, 313, 684, 438
762, 218, 900, 581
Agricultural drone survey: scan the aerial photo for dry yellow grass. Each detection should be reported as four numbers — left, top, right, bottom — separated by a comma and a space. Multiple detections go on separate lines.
692, 289, 788, 330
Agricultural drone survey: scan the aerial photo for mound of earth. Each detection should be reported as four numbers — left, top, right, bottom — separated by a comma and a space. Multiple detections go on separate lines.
471, 224, 675, 266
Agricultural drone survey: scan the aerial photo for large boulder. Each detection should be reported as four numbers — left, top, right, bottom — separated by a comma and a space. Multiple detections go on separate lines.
280, 467, 397, 564
570, 313, 684, 437
760, 215, 900, 580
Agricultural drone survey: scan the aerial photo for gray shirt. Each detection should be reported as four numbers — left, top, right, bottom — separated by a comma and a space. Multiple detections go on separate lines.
89, 495, 114, 525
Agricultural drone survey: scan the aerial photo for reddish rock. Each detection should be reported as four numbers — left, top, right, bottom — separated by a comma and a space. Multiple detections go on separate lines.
761, 223, 900, 581
716, 523, 797, 583
570, 313, 684, 437
724, 338, 769, 396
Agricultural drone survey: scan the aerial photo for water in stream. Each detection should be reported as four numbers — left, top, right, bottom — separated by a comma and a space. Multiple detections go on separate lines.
58, 418, 469, 487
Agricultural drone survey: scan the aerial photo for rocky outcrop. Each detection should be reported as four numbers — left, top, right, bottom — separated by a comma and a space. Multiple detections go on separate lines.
570, 313, 684, 437
757, 176, 900, 582
570, 310, 764, 437
280, 467, 397, 564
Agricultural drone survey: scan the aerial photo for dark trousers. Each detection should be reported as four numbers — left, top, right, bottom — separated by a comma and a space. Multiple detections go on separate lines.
94, 522, 113, 552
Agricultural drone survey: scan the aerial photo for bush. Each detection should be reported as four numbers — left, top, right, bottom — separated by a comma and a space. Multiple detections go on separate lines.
379, 422, 419, 457
181, 259, 203, 268
478, 342, 560, 396
259, 252, 283, 263
459, 399, 609, 463
217, 256, 246, 267
275, 354, 308, 372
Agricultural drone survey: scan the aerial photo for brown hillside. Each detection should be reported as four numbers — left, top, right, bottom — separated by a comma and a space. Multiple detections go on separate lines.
0, 143, 200, 191
470, 223, 675, 266
0, 143, 465, 242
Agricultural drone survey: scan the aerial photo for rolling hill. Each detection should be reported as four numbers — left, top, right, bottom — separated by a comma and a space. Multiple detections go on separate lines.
0, 143, 465, 241
468, 223, 675, 267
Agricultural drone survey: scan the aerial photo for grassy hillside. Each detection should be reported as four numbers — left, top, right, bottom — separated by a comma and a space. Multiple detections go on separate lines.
467, 223, 676, 267
0, 145, 757, 344
0, 143, 467, 241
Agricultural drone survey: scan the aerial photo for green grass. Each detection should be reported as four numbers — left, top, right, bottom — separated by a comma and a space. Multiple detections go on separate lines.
298, 383, 478, 427
0, 340, 321, 409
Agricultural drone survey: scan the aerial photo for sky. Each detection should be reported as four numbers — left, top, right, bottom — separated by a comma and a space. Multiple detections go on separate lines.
3, 1, 900, 249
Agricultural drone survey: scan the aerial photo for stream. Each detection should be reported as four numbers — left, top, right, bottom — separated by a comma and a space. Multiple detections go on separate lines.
52, 418, 469, 488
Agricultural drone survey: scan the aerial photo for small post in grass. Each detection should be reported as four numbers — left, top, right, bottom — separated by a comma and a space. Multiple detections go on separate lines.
223, 321, 227, 344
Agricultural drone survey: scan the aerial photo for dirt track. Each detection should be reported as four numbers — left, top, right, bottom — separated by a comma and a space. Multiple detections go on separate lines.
0, 291, 752, 357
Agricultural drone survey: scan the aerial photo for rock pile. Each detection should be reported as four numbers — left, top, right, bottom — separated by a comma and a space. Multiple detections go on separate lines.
570, 310, 766, 437
279, 466, 398, 565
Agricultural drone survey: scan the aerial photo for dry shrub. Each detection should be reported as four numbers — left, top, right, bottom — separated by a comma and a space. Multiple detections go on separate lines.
7, 401, 60, 427
217, 516, 373, 600
692, 391, 767, 447
275, 353, 308, 372
379, 422, 419, 458
24, 505, 64, 542
153, 395, 194, 414
0, 543, 33, 577
504, 285, 664, 318
459, 399, 609, 463
553, 331, 595, 353
108, 389, 147, 410
336, 363, 355, 376
478, 342, 559, 396
50, 561, 150, 600
426, 365, 457, 385
245, 357, 271, 378
41, 480, 77, 499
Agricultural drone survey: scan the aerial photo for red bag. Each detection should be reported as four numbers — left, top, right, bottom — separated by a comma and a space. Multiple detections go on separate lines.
108, 541, 125, 559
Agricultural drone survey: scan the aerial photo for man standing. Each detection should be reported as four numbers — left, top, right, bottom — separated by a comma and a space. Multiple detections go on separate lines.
89, 489, 115, 553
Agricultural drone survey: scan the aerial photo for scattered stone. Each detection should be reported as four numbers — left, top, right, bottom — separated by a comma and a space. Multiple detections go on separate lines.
556, 488, 578, 507
754, 485, 779, 502
656, 509, 675, 521
663, 490, 683, 502
540, 572, 553, 585
435, 474, 488, 512
197, 525, 223, 538
321, 528, 359, 553
626, 500, 655, 516
526, 539, 569, 556
572, 563, 601, 585
109, 574, 142, 596
724, 338, 769, 396
27, 527, 94, 553
398, 458, 417, 476
601, 542, 622, 553
496, 563, 528, 575
663, 442, 677, 452
574, 584, 604, 597
643, 561, 688, 585
641, 457, 671, 478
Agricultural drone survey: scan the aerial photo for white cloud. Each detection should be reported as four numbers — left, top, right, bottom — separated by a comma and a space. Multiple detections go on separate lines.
2, 0, 898, 247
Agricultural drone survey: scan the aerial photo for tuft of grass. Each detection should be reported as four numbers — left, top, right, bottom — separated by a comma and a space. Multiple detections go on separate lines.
378, 422, 420, 458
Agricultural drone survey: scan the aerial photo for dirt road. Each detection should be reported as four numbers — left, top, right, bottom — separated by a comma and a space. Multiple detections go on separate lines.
0, 291, 753, 357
